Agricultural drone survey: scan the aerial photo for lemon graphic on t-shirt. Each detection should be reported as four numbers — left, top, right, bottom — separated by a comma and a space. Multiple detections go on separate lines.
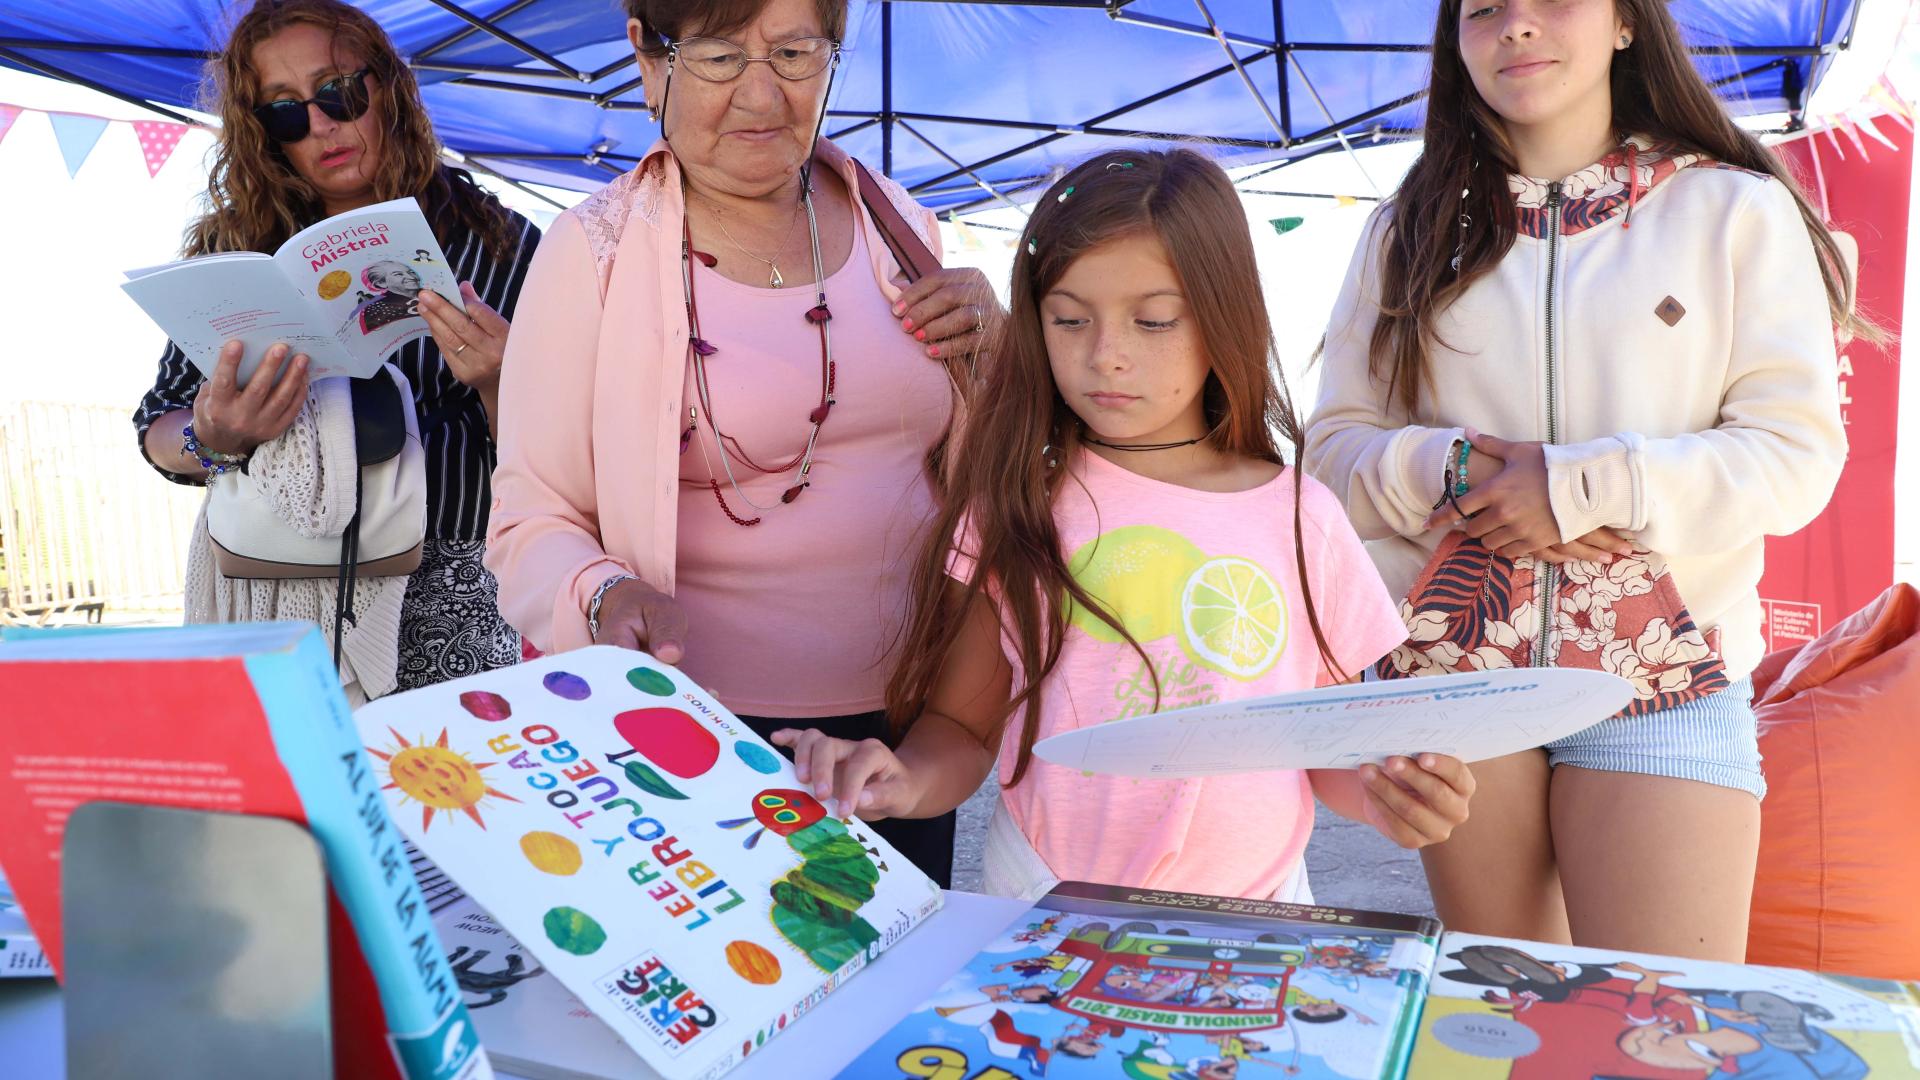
1066, 525, 1207, 644
1179, 556, 1288, 679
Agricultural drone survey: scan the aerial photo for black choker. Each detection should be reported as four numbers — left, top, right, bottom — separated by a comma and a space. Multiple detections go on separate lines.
1083, 434, 1206, 452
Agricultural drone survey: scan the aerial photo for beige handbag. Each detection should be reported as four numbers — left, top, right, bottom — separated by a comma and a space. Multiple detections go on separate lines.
207, 364, 425, 580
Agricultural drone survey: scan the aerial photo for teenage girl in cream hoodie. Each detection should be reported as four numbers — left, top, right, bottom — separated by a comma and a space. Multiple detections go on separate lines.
1307, 0, 1854, 962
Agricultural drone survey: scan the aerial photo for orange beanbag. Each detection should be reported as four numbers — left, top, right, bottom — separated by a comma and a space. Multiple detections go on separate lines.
1748, 583, 1920, 979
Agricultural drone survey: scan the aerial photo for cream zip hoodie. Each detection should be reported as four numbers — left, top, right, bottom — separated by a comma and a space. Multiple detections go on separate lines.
1305, 136, 1847, 683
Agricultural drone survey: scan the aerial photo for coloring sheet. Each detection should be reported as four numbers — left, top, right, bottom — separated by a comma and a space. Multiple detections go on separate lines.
1032, 668, 1633, 778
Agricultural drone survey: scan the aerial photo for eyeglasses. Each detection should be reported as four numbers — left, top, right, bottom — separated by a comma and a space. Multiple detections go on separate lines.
667, 36, 838, 83
251, 69, 373, 144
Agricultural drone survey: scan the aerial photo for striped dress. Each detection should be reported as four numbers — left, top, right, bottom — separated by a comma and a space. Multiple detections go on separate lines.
133, 204, 541, 691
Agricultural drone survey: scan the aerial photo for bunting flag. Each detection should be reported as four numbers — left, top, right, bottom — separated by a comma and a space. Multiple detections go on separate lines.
131, 120, 188, 177
47, 111, 110, 177
0, 103, 204, 179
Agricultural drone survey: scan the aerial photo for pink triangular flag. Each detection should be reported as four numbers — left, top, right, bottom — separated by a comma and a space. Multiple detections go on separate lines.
131, 120, 189, 177
0, 105, 21, 148
1837, 118, 1873, 162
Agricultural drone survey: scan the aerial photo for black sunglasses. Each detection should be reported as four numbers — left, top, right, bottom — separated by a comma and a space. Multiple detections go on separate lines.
252, 68, 373, 144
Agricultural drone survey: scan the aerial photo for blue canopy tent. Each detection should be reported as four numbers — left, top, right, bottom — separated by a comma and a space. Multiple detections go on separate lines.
0, 0, 1866, 211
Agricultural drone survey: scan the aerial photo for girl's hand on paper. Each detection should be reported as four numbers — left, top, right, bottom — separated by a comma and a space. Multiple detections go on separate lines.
1357, 754, 1476, 849
591, 577, 688, 664
770, 728, 917, 821
421, 283, 509, 394
191, 340, 309, 455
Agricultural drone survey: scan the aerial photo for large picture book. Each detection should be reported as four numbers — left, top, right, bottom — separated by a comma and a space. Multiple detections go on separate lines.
845, 880, 1444, 1079
1410, 931, 1920, 1078
0, 623, 489, 1080
121, 196, 465, 385
354, 645, 944, 1080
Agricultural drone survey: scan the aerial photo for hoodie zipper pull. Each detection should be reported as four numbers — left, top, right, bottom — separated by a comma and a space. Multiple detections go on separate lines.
1547, 180, 1563, 207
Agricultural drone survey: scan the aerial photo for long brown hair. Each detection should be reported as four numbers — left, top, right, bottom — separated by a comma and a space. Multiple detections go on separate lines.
885, 148, 1346, 786
185, 0, 515, 259
1372, 0, 1870, 413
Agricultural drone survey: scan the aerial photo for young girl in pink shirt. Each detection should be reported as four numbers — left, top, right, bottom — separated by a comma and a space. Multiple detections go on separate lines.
775, 149, 1477, 901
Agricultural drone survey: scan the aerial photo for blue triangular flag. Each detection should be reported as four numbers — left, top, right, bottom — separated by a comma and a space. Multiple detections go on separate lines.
48, 112, 110, 178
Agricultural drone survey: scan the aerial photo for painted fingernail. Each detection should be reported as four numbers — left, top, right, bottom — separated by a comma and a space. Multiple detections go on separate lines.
902, 317, 915, 331
928, 345, 942, 358
1390, 758, 1407, 773
914, 329, 927, 342
892, 302, 905, 316
1420, 754, 1436, 768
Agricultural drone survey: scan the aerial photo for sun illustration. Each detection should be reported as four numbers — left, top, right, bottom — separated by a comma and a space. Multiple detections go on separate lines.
369, 727, 520, 832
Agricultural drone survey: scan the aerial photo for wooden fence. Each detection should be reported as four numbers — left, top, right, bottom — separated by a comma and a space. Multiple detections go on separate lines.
0, 401, 200, 624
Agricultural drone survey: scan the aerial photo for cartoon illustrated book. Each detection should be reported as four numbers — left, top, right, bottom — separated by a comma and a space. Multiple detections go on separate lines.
0, 622, 490, 1080
844, 880, 1443, 1079
1409, 931, 1920, 1078
121, 196, 465, 385
354, 645, 945, 1080
1032, 668, 1635, 778
0, 865, 51, 978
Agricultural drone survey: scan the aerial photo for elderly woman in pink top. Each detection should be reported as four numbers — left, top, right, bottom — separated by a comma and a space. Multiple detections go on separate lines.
485, 0, 998, 884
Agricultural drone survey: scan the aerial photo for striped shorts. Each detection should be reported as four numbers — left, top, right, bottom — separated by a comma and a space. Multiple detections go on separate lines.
1543, 677, 1765, 800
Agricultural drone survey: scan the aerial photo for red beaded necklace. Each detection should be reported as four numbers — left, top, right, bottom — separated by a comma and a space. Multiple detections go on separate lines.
680, 178, 836, 527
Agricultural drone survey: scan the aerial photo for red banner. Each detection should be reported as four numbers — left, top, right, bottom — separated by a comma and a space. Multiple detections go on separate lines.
1759, 119, 1911, 652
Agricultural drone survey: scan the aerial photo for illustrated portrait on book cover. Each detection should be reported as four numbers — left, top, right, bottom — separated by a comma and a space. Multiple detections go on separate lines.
347, 260, 425, 335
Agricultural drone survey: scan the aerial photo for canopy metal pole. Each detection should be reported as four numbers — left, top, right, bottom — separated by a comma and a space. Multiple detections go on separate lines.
1286, 51, 1381, 195
446, 150, 568, 210
0, 45, 200, 124
1192, 0, 1289, 144
896, 119, 1029, 216
882, 0, 894, 175
1272, 0, 1291, 140
417, 0, 586, 81
414, 0, 540, 60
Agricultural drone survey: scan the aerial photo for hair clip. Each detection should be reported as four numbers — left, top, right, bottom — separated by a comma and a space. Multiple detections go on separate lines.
1105, 161, 1135, 170
1026, 239, 1037, 256
1056, 186, 1075, 203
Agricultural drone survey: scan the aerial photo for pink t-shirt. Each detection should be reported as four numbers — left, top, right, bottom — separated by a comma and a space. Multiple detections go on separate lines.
675, 227, 952, 717
958, 451, 1408, 899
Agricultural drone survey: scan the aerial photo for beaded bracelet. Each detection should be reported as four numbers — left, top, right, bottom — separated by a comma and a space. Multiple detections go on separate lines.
1453, 439, 1472, 498
182, 423, 248, 481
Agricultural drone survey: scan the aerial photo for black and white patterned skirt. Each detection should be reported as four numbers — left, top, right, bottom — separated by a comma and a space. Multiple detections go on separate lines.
395, 539, 522, 691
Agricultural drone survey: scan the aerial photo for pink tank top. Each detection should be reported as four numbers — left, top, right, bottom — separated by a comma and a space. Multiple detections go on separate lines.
674, 227, 953, 717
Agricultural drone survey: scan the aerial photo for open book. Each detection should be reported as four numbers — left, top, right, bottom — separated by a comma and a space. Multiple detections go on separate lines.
355, 646, 944, 1080
121, 197, 465, 385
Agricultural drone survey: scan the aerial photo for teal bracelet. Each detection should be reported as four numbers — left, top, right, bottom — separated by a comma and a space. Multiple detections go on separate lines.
1453, 439, 1471, 498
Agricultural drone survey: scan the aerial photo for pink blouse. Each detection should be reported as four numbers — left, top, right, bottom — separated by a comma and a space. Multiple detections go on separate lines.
485, 139, 951, 714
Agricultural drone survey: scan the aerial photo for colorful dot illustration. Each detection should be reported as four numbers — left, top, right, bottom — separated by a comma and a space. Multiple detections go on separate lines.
626, 666, 675, 696
615, 707, 719, 779
542, 671, 592, 700
520, 831, 582, 875
543, 907, 607, 955
458, 690, 511, 721
734, 742, 782, 775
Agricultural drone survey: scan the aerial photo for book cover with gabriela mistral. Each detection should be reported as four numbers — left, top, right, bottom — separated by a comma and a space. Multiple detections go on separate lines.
0, 622, 490, 1080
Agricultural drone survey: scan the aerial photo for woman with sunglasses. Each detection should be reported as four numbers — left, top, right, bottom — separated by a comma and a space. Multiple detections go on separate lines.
486, 0, 1002, 885
133, 0, 540, 697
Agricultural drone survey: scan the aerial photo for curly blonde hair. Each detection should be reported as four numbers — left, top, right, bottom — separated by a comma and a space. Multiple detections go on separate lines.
185, 0, 514, 259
